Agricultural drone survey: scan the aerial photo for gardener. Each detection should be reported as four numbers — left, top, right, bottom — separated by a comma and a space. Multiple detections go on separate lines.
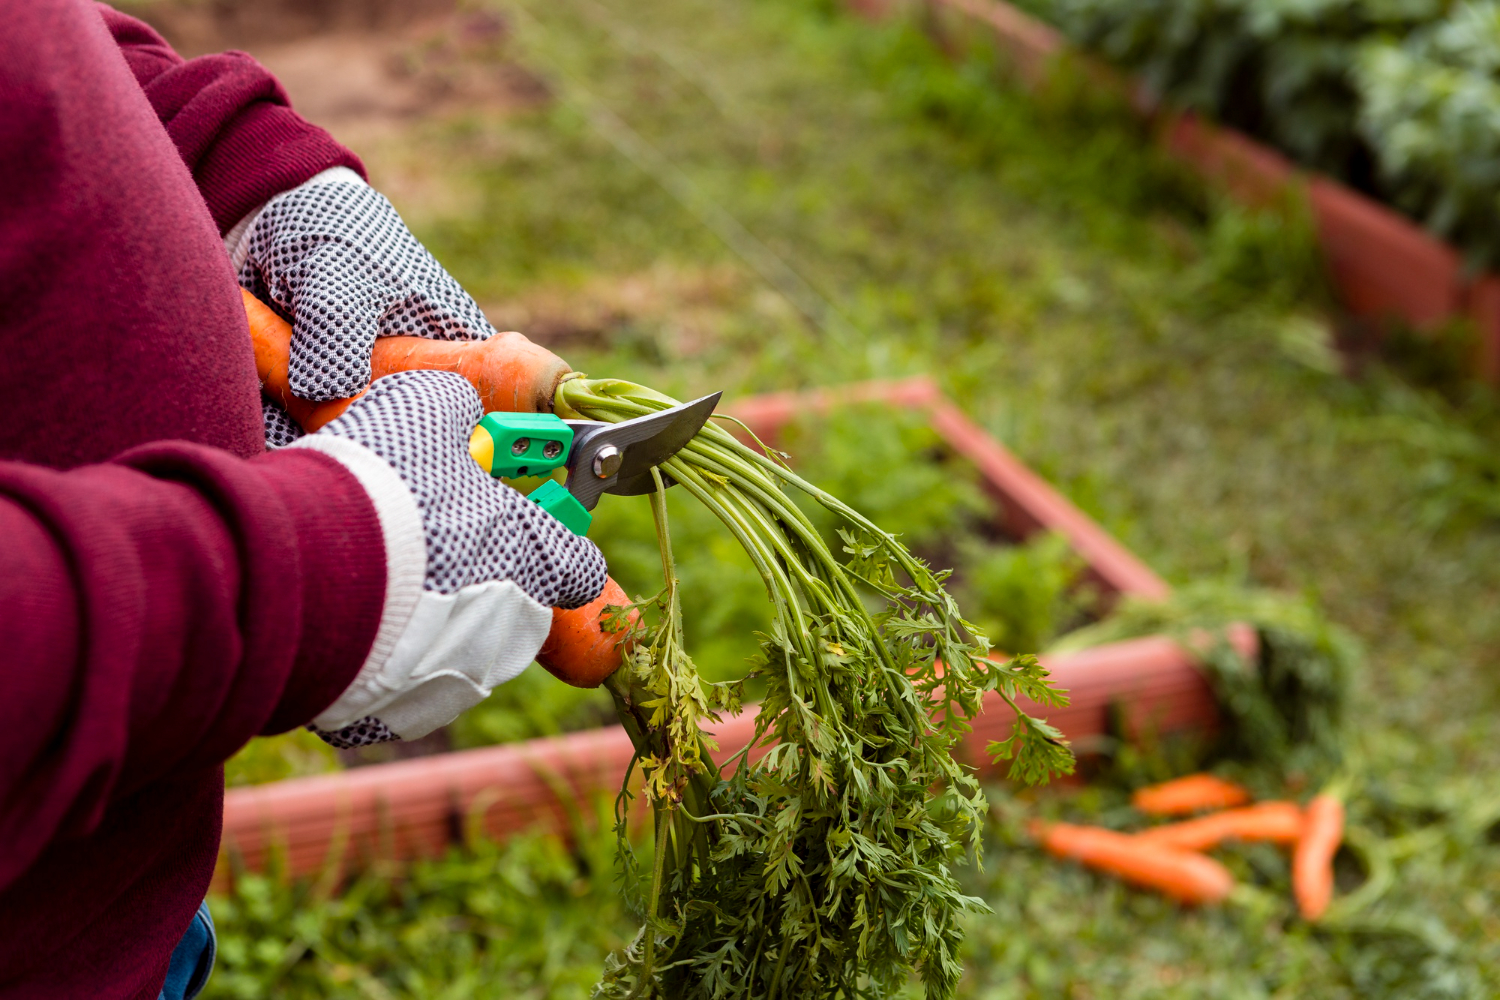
0, 2, 607, 997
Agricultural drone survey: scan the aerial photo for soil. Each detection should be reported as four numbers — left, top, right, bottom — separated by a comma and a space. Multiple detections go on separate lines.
119, 0, 456, 52
482, 264, 748, 351
122, 0, 747, 354
123, 0, 551, 163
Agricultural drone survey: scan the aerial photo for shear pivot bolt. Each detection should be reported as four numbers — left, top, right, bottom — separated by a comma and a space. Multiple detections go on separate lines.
593, 445, 622, 479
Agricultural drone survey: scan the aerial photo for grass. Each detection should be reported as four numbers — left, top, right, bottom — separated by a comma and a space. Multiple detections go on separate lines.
208, 808, 634, 1000
212, 0, 1499, 994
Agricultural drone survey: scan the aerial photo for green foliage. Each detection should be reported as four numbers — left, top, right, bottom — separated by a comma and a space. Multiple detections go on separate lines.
857, 13, 1210, 247
224, 729, 340, 788
779, 405, 992, 552
1053, 582, 1357, 781
1356, 3, 1500, 266
1047, 0, 1424, 175
1187, 196, 1331, 313
958, 532, 1094, 655
448, 667, 617, 749
1038, 0, 1500, 267
1357, 377, 1500, 530
205, 820, 633, 999
556, 377, 1072, 1000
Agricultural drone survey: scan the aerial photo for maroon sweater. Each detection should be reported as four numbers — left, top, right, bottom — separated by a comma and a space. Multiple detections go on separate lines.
0, 3, 386, 995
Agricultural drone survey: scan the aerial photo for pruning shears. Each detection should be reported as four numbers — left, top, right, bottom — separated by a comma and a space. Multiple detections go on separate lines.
468, 391, 723, 536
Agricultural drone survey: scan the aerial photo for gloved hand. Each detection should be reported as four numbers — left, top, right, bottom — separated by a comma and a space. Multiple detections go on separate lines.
287, 369, 608, 748
231, 167, 495, 408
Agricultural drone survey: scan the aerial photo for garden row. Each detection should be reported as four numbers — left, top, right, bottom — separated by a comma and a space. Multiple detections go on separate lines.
215, 378, 1262, 890
904, 0, 1500, 383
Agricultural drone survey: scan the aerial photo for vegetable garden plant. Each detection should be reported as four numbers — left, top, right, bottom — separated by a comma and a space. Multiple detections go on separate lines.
1028, 0, 1500, 268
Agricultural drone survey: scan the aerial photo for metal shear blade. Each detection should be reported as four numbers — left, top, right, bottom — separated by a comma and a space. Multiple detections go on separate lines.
562, 391, 722, 510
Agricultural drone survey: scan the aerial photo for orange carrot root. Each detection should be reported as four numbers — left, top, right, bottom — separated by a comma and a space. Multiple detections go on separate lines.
241, 288, 571, 432
1137, 801, 1304, 852
1132, 773, 1252, 816
243, 289, 625, 683
536, 577, 636, 688
1034, 821, 1236, 904
1293, 794, 1344, 920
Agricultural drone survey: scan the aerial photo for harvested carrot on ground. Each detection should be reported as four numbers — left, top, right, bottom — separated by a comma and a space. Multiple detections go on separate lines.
1032, 821, 1236, 904
1137, 801, 1304, 851
1294, 794, 1345, 920
1132, 773, 1251, 815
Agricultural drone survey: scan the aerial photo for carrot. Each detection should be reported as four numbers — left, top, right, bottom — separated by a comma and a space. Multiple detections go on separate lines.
1293, 794, 1344, 920
1032, 821, 1236, 904
536, 577, 637, 687
1137, 801, 1303, 852
242, 288, 571, 432
243, 289, 626, 682
1132, 773, 1251, 816
242, 289, 332, 428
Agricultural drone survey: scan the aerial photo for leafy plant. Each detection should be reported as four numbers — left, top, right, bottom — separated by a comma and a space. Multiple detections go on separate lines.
1051, 581, 1356, 781
1033, 0, 1500, 268
1356, 373, 1500, 530
779, 405, 991, 553
206, 815, 632, 999
959, 531, 1095, 655
1044, 0, 1431, 177
553, 376, 1074, 999
1356, 2, 1500, 266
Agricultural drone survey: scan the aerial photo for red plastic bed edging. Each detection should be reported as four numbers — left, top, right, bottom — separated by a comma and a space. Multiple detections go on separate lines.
218, 630, 1249, 888
216, 380, 1226, 888
727, 376, 1171, 601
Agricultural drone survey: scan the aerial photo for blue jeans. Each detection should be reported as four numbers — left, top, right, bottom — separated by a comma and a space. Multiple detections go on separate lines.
157, 901, 215, 1000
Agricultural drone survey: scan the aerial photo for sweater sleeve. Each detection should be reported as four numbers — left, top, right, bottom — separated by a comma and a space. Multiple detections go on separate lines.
0, 443, 386, 892
95, 3, 366, 233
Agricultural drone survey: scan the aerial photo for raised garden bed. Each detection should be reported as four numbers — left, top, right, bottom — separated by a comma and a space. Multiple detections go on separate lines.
917, 0, 1500, 384
217, 378, 1244, 889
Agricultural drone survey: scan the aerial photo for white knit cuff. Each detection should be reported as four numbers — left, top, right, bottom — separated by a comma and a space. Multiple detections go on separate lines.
224, 166, 369, 272
286, 433, 426, 684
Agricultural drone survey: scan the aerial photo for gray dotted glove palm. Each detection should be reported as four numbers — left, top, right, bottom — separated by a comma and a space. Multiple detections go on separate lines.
288, 370, 607, 749
236, 169, 496, 404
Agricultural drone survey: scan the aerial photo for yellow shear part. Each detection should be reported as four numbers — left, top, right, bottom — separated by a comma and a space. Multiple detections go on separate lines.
468, 424, 495, 475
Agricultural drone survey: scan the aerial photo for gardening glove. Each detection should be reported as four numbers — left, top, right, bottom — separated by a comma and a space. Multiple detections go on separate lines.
287, 369, 608, 749
229, 166, 496, 410
262, 398, 304, 449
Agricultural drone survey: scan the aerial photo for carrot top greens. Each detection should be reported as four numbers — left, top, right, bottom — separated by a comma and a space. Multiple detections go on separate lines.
554, 375, 1074, 1000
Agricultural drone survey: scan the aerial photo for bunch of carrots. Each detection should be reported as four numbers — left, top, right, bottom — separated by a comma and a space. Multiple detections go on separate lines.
1031, 773, 1345, 919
